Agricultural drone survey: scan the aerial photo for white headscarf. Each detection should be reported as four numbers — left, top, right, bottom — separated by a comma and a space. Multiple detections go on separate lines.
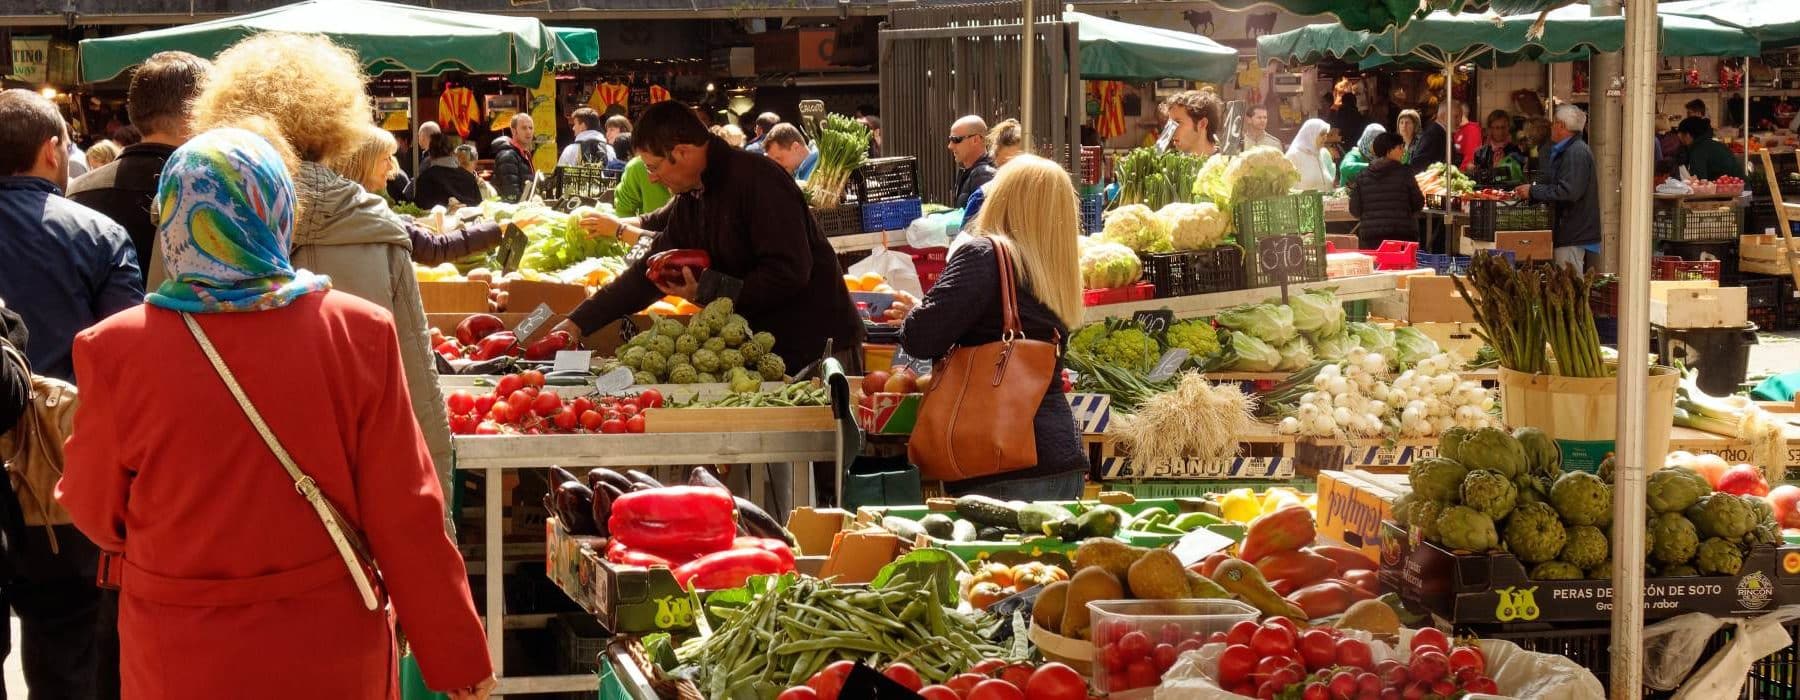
1287, 119, 1336, 192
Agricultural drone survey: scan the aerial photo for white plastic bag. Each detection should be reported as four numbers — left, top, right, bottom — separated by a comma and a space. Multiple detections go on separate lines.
847, 246, 924, 300
1642, 612, 1731, 691
1673, 606, 1800, 699
904, 210, 960, 249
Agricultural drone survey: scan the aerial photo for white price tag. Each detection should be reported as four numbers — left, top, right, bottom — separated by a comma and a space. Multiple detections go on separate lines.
553, 350, 593, 373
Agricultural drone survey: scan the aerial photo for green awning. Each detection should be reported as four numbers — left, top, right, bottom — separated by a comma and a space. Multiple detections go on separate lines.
1210, 0, 1573, 32
1660, 0, 1800, 48
80, 0, 595, 85
1258, 5, 1758, 68
551, 27, 601, 68
1069, 11, 1238, 83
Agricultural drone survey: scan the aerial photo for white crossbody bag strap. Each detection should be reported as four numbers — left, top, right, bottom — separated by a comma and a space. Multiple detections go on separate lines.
181, 313, 381, 611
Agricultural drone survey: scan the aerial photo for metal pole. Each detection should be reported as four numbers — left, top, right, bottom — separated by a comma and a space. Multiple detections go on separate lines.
1745, 75, 1752, 173
1611, 0, 1657, 694
410, 73, 420, 179
1020, 0, 1035, 152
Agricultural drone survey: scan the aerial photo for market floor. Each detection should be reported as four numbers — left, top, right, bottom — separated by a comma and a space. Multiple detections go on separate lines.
1750, 330, 1800, 380
3, 616, 18, 690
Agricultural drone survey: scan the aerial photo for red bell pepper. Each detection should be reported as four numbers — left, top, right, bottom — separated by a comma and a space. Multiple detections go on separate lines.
733, 536, 796, 570
523, 330, 577, 361
456, 313, 507, 346
470, 331, 521, 361
608, 486, 736, 559
673, 548, 786, 590
646, 249, 711, 287
604, 539, 674, 568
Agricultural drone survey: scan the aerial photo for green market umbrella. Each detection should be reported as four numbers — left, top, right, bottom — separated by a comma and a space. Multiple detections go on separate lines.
1660, 0, 1800, 48
79, 0, 593, 85
1069, 11, 1238, 83
1211, 0, 1572, 33
552, 26, 601, 69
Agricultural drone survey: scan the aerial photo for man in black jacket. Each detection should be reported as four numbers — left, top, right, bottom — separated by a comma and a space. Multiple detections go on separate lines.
493, 113, 536, 202
1349, 132, 1425, 248
1407, 103, 1450, 175
949, 115, 996, 208
1516, 104, 1600, 271
67, 51, 211, 286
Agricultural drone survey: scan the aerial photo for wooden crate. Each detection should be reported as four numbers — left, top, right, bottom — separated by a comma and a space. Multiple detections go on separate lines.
1651, 287, 1748, 329
1740, 234, 1800, 276
641, 406, 835, 433
503, 280, 590, 314
1409, 321, 1486, 366
419, 281, 492, 313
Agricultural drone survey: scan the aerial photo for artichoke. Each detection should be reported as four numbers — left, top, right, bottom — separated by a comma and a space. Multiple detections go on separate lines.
1647, 467, 1711, 514
1598, 455, 1615, 484
1589, 560, 1612, 580
675, 334, 699, 356
757, 353, 787, 381
1408, 458, 1469, 504
753, 331, 776, 353
1530, 561, 1585, 580
1515, 474, 1552, 506
1650, 512, 1700, 566
691, 349, 721, 373
1392, 492, 1416, 527
1550, 471, 1613, 527
667, 364, 698, 384
619, 346, 647, 370
1695, 537, 1746, 576
1748, 521, 1782, 547
656, 318, 685, 338
1411, 500, 1449, 543
1686, 493, 1758, 541
1513, 427, 1562, 480
1504, 502, 1566, 564
1438, 426, 1472, 463
1662, 564, 1701, 577
702, 297, 734, 319
633, 371, 657, 385
703, 338, 728, 354
1559, 525, 1610, 570
1434, 505, 1499, 552
1460, 470, 1518, 521
1458, 427, 1528, 479
647, 334, 676, 357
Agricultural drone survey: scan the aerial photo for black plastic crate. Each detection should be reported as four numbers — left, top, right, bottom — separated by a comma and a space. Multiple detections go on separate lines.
1750, 305, 1779, 332
1458, 620, 1800, 699
542, 164, 616, 201
1654, 197, 1746, 242
1466, 199, 1553, 240
849, 157, 919, 203
1743, 276, 1783, 309
1138, 247, 1246, 298
814, 203, 864, 238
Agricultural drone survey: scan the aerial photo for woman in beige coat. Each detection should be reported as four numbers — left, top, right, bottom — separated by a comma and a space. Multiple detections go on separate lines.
191, 34, 454, 496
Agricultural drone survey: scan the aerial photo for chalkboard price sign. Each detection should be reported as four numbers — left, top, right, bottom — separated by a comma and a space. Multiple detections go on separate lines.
1132, 309, 1175, 336
798, 100, 826, 139
1257, 235, 1306, 302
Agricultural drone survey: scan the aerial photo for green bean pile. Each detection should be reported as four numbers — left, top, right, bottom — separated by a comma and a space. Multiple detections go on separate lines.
676, 574, 1006, 697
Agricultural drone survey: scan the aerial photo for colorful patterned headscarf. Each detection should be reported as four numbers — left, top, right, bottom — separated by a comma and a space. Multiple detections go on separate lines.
147, 128, 330, 313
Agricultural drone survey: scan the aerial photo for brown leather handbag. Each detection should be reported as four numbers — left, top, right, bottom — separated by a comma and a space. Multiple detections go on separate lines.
908, 242, 1061, 482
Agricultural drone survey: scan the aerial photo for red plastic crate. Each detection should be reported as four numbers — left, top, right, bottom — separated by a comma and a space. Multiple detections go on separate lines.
1652, 255, 1722, 281
1082, 282, 1155, 306
1325, 240, 1419, 271
890, 245, 949, 292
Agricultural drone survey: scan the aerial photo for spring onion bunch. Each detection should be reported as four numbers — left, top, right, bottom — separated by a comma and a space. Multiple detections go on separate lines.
1673, 369, 1785, 474
804, 114, 871, 208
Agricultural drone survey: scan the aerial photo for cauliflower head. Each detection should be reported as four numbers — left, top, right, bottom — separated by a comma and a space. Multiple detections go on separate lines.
1695, 537, 1745, 576
1650, 512, 1700, 566
1223, 146, 1302, 202
1434, 505, 1499, 552
1091, 328, 1162, 374
1158, 202, 1229, 250
1503, 502, 1566, 564
1408, 457, 1469, 504
1099, 204, 1173, 254
1550, 470, 1613, 527
1685, 493, 1758, 541
1460, 470, 1518, 521
1559, 525, 1610, 570
1647, 467, 1711, 514
1079, 241, 1145, 290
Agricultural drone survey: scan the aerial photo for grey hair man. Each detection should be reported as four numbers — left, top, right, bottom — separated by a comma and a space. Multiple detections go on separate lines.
1515, 104, 1598, 272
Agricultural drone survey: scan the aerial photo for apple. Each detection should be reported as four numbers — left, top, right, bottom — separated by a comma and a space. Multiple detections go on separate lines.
862, 371, 891, 396
1717, 464, 1770, 497
885, 367, 918, 394
1769, 485, 1800, 528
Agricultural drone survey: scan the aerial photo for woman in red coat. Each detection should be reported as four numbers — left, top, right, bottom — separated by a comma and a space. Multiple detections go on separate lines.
57, 127, 494, 699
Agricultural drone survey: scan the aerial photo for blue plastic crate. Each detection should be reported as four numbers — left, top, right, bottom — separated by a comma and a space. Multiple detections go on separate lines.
1080, 194, 1104, 234
861, 197, 923, 233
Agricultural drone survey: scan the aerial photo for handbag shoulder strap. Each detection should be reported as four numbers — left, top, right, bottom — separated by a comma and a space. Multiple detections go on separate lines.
179, 314, 313, 491
991, 239, 1023, 336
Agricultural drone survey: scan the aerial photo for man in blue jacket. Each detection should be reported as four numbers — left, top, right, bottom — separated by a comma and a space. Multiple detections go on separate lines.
1516, 104, 1600, 272
0, 89, 142, 384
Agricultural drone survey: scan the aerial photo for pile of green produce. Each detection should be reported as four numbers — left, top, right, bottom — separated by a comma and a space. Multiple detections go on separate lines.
1219, 292, 1441, 373
612, 298, 785, 387
1098, 204, 1173, 254
1394, 427, 1780, 579
672, 572, 1006, 695
804, 114, 872, 208
475, 201, 630, 274
1111, 148, 1207, 211
1455, 255, 1607, 377
1066, 316, 1230, 410
878, 495, 1223, 545
671, 380, 829, 408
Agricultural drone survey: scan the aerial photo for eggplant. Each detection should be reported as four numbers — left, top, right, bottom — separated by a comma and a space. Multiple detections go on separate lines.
590, 480, 615, 537
586, 468, 633, 494
625, 469, 664, 490
688, 467, 730, 492
555, 480, 599, 535
735, 496, 795, 546
550, 466, 582, 487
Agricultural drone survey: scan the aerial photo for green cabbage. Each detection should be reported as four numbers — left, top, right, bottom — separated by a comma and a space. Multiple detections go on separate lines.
1393, 326, 1442, 368
1275, 338, 1314, 371
1310, 332, 1358, 361
1347, 321, 1396, 358
1228, 331, 1281, 372
1287, 288, 1346, 339
1079, 240, 1144, 289
1217, 303, 1297, 345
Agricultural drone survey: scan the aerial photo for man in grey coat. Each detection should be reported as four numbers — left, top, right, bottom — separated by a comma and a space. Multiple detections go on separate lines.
1516, 104, 1599, 272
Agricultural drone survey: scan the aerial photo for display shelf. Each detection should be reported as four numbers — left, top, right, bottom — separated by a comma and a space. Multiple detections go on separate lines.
1081, 269, 1429, 324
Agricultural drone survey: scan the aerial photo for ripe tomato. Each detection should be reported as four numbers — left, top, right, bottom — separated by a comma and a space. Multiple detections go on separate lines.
569, 396, 594, 416
1303, 682, 1330, 700
1298, 629, 1337, 670
1336, 637, 1374, 670
1124, 660, 1159, 691
1218, 644, 1257, 685
1410, 628, 1450, 655
637, 388, 664, 409
579, 410, 603, 431
1250, 625, 1295, 658
446, 390, 477, 415
1159, 622, 1185, 646
506, 390, 532, 415
1226, 620, 1259, 647
1152, 643, 1179, 672
1357, 672, 1382, 694
881, 663, 924, 692
970, 659, 1006, 676
1329, 671, 1359, 698
1409, 650, 1448, 684
518, 369, 545, 388
946, 673, 984, 697
473, 394, 497, 417
531, 391, 562, 416
917, 686, 960, 700
807, 661, 854, 700
626, 414, 646, 433
997, 665, 1032, 693
1447, 646, 1486, 676
1464, 676, 1499, 694
474, 420, 502, 435
488, 402, 518, 424
494, 374, 524, 397
1263, 616, 1300, 638
1119, 630, 1153, 658
968, 678, 1024, 700
776, 687, 818, 700
1024, 663, 1086, 700
1177, 638, 1204, 654
618, 403, 640, 418
551, 409, 580, 432
600, 419, 627, 434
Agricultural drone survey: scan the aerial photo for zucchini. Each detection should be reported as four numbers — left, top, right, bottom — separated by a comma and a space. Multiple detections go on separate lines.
1171, 511, 1224, 531
1017, 503, 1074, 536
954, 495, 1023, 530
1058, 505, 1125, 540
882, 516, 928, 541
1129, 507, 1170, 529
919, 513, 955, 539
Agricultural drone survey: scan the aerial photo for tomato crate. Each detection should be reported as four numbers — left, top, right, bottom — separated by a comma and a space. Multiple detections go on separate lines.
1654, 255, 1723, 281
1140, 247, 1245, 298
1654, 197, 1745, 242
813, 203, 863, 238
1466, 199, 1554, 241
1660, 239, 1741, 285
890, 244, 948, 292
848, 156, 919, 203
1235, 192, 1327, 241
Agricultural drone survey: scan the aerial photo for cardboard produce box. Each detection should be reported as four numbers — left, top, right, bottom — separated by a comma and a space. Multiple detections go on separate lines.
504, 280, 590, 314
1408, 321, 1485, 366
1495, 230, 1553, 262
1406, 275, 1476, 324
419, 280, 492, 313
1314, 470, 1404, 562
1651, 287, 1748, 329
545, 517, 696, 634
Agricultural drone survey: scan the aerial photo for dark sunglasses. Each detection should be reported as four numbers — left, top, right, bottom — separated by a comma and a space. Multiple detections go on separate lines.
947, 134, 978, 145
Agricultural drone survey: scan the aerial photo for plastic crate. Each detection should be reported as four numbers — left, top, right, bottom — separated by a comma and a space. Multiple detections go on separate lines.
1750, 305, 1779, 331
1743, 276, 1783, 309
891, 244, 948, 292
1660, 239, 1741, 285
860, 197, 922, 233
1322, 240, 1418, 271
1082, 282, 1156, 306
1653, 198, 1745, 242
1079, 146, 1104, 185
850, 156, 919, 203
813, 203, 863, 238
543, 164, 615, 201
1235, 192, 1327, 240
1466, 199, 1554, 240
1591, 274, 1620, 317
1461, 620, 1800, 699
1080, 193, 1105, 234
1139, 247, 1245, 298
551, 613, 610, 674
1653, 255, 1723, 281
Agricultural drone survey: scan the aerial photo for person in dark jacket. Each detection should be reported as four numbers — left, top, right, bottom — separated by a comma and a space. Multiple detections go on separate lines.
413, 130, 486, 211
1677, 117, 1743, 181
900, 154, 1087, 499
67, 51, 211, 287
1408, 104, 1450, 174
492, 113, 535, 202
1516, 104, 1601, 271
0, 304, 24, 438
949, 115, 996, 208
1349, 132, 1426, 248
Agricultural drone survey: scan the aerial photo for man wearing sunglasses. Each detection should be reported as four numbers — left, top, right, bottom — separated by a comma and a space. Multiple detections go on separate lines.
948, 115, 996, 208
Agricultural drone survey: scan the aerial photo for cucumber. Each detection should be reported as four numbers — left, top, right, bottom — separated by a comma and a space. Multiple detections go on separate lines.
1058, 504, 1125, 540
954, 495, 1023, 530
1016, 503, 1074, 536
976, 525, 1010, 541
1129, 507, 1171, 528
919, 513, 955, 539
882, 516, 928, 541
1171, 511, 1224, 531
951, 519, 978, 542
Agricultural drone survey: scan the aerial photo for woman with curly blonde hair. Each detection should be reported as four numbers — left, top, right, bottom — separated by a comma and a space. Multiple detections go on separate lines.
192, 33, 464, 549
